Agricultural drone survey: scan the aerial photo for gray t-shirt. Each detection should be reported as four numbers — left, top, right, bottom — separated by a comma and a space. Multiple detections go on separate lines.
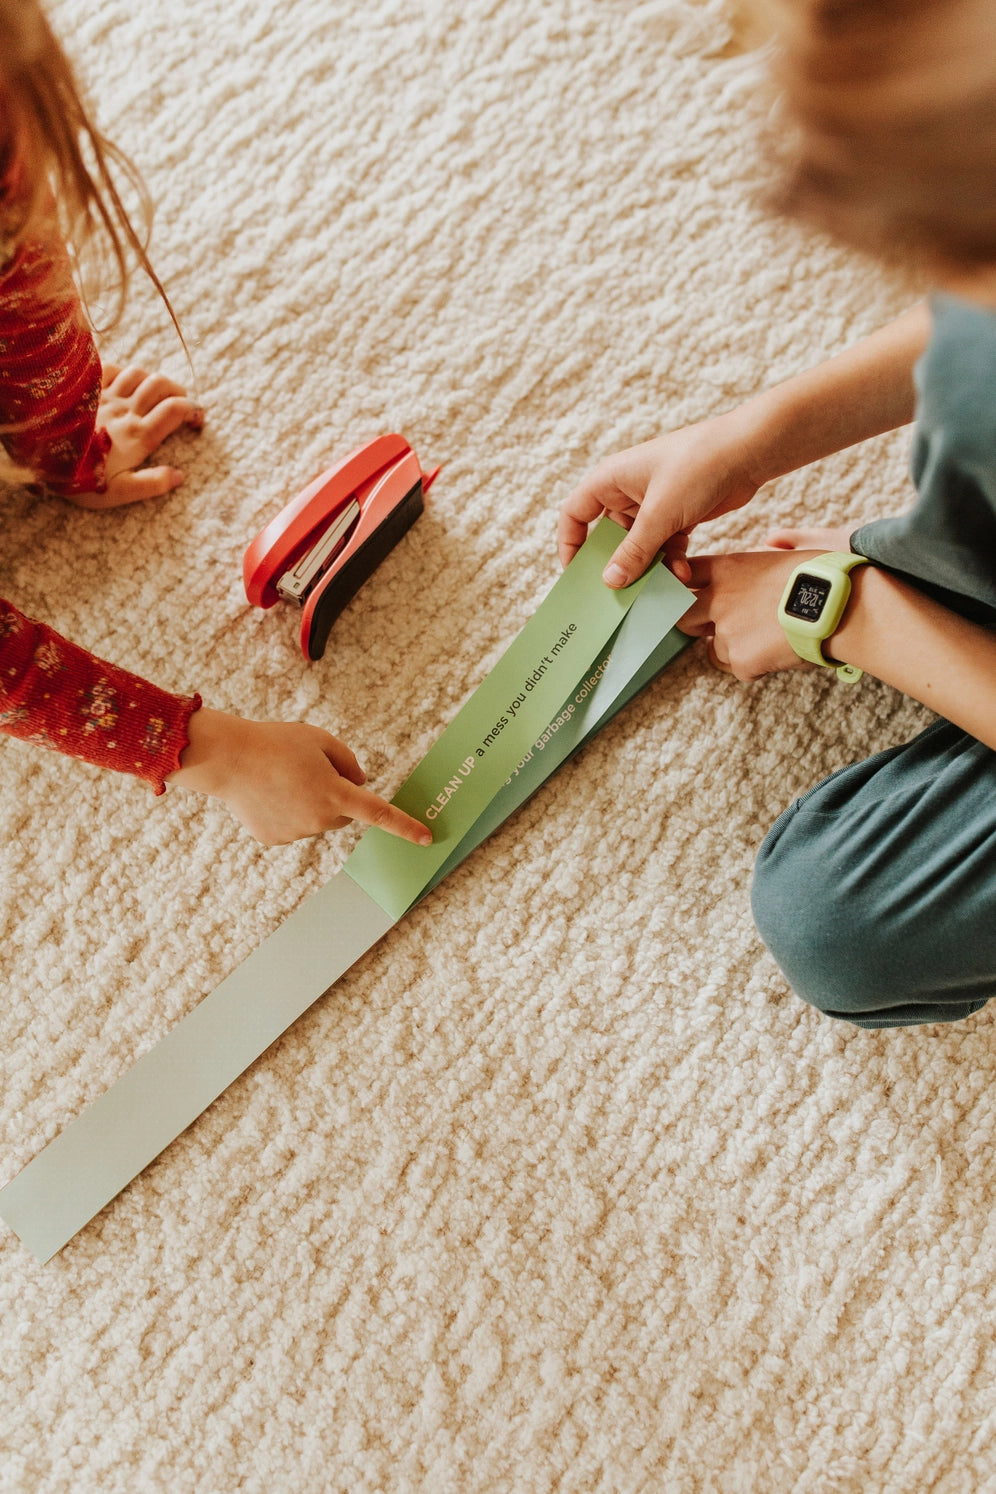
851, 293, 996, 629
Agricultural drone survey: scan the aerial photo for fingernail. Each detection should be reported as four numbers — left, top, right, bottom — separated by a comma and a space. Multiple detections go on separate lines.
419, 829, 432, 846
170, 469, 185, 488
603, 563, 627, 588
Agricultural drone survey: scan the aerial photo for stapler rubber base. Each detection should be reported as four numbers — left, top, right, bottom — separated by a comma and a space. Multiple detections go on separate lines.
302, 476, 425, 660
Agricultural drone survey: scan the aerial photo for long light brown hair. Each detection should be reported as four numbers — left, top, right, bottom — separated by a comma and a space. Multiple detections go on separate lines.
753, 0, 996, 270
0, 0, 179, 335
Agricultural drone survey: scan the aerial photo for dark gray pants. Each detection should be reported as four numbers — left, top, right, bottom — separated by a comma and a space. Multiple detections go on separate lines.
751, 719, 996, 1027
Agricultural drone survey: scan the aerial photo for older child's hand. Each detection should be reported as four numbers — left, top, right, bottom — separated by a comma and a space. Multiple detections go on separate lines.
558, 411, 762, 587
69, 363, 205, 509
167, 708, 433, 847
679, 550, 819, 680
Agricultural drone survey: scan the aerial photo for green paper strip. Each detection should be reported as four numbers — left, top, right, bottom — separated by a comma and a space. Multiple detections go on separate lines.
344, 519, 662, 918
0, 522, 692, 1261
414, 579, 692, 905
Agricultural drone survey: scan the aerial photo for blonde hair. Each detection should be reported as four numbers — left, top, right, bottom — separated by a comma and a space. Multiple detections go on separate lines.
754, 0, 996, 269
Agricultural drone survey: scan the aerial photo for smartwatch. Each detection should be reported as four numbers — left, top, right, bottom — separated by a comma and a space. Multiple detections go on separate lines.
777, 551, 869, 683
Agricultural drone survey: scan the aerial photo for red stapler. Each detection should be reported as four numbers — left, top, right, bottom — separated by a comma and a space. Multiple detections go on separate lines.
244, 433, 438, 660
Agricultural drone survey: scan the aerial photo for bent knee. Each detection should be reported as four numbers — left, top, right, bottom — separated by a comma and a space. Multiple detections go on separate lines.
750, 839, 884, 1019
751, 728, 996, 1027
750, 808, 992, 1027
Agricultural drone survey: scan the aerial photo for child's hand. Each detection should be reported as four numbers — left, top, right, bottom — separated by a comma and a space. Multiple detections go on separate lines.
167, 708, 433, 847
679, 550, 820, 680
69, 364, 205, 509
558, 412, 762, 587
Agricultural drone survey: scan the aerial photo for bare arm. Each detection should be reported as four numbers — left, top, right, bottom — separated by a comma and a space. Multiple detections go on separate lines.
733, 301, 929, 487
559, 303, 931, 585
831, 566, 996, 751
680, 548, 996, 752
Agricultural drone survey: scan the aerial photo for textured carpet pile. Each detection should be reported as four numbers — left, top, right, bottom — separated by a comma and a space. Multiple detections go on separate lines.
1, 2, 993, 1490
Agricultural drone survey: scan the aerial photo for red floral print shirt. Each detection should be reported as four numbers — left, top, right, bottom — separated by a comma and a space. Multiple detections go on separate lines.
0, 600, 199, 793
0, 232, 200, 792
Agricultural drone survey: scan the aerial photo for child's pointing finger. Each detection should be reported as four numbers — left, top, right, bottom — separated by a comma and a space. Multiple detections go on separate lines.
333, 779, 433, 847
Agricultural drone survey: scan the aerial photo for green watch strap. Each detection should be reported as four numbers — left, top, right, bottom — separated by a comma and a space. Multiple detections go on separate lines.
777, 551, 869, 684
828, 552, 869, 575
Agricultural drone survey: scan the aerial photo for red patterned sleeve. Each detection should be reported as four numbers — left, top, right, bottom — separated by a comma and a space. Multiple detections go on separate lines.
0, 598, 201, 793
0, 235, 110, 496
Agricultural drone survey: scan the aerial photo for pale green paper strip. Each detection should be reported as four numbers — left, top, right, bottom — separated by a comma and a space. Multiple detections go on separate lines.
0, 877, 395, 1263
344, 518, 657, 919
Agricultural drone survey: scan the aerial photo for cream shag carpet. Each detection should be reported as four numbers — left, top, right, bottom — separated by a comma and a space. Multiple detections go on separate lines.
2, 1, 994, 1490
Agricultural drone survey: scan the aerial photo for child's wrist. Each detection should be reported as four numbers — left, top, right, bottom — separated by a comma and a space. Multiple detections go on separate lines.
166, 707, 247, 797
700, 398, 778, 495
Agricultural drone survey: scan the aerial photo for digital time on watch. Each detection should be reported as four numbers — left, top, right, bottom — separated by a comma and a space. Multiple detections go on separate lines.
776, 551, 869, 683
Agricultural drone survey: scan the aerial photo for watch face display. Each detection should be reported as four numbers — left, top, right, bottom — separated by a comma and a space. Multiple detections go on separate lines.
785, 572, 833, 622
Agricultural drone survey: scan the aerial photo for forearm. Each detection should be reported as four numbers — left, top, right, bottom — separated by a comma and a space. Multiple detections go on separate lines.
831, 566, 996, 750
0, 598, 199, 789
731, 302, 930, 487
562, 303, 932, 587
